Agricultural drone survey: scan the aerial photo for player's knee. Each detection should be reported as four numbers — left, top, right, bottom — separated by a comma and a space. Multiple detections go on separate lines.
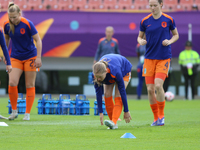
155, 83, 163, 92
9, 80, 18, 86
26, 83, 35, 88
104, 91, 112, 98
147, 87, 155, 95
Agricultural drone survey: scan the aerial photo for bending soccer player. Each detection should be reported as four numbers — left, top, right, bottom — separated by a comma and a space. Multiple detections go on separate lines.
93, 54, 132, 129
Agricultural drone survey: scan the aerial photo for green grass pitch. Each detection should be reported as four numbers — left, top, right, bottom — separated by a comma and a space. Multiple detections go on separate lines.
0, 96, 200, 150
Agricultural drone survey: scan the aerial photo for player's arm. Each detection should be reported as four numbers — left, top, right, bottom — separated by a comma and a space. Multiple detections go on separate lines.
3, 34, 10, 65
94, 82, 104, 125
137, 31, 147, 46
169, 28, 179, 44
162, 28, 179, 46
32, 33, 42, 68
0, 31, 12, 73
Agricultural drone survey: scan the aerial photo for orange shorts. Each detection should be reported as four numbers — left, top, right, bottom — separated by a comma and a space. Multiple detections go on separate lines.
11, 56, 40, 72
142, 58, 170, 77
123, 72, 131, 82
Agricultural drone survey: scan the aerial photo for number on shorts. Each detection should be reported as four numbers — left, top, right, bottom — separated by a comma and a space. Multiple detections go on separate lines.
30, 59, 35, 69
165, 62, 168, 69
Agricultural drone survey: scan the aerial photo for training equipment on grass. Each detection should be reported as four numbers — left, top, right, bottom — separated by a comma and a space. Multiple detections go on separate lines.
94, 100, 107, 115
165, 91, 175, 101
0, 122, 8, 126
120, 133, 136, 139
37, 94, 90, 115
7, 93, 26, 114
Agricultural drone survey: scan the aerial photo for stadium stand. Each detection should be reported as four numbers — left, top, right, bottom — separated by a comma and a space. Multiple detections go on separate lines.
134, 0, 149, 10
179, 0, 194, 11
163, 0, 178, 11
87, 0, 102, 10
43, 0, 59, 10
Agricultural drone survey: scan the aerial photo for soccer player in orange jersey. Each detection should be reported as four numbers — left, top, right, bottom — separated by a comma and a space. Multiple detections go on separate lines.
137, 0, 179, 126
4, 2, 42, 120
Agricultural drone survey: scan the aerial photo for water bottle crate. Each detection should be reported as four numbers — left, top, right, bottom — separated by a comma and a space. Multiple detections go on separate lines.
94, 100, 108, 116
7, 93, 26, 114
37, 94, 91, 115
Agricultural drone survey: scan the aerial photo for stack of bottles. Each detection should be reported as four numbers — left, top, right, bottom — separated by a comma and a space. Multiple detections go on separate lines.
94, 100, 107, 115
37, 94, 90, 115
7, 93, 26, 114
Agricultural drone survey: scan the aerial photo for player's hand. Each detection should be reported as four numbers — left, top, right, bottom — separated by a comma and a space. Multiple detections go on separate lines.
3, 56, 7, 65
123, 111, 132, 123
139, 39, 147, 46
162, 39, 171, 46
6, 65, 12, 74
99, 113, 104, 125
34, 57, 42, 68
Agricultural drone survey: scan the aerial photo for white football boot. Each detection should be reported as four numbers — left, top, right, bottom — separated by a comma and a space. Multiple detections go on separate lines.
8, 110, 18, 120
23, 113, 30, 121
104, 120, 118, 129
0, 115, 8, 119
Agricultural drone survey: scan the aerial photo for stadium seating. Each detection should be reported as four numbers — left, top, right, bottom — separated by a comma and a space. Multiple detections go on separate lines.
134, 0, 149, 10
179, 0, 194, 11
116, 0, 133, 10
28, 0, 45, 10
102, 0, 118, 10
88, 0, 102, 10
0, 0, 10, 11
58, 0, 72, 10
163, 0, 178, 11
194, 0, 200, 10
72, 0, 88, 11
43, 0, 59, 10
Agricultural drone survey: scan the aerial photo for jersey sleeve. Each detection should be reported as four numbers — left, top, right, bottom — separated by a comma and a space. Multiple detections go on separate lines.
115, 71, 129, 112
169, 17, 176, 31
4, 22, 9, 35
0, 28, 11, 65
93, 74, 103, 113
140, 19, 146, 32
29, 20, 38, 36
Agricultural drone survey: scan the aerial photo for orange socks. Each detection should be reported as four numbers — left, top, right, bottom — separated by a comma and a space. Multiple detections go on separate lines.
157, 100, 165, 119
112, 97, 123, 125
104, 96, 114, 120
8, 86, 18, 110
150, 103, 158, 121
25, 87, 35, 114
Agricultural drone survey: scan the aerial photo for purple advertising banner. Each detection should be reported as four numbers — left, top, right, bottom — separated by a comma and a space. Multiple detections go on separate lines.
0, 11, 199, 57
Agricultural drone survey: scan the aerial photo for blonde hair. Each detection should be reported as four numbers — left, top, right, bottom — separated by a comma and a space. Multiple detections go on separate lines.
7, 2, 21, 34
93, 59, 109, 86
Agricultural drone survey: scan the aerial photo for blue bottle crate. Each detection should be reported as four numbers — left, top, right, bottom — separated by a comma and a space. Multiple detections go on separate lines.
7, 93, 26, 114
8, 100, 12, 114
75, 94, 87, 115
88, 72, 93, 84
38, 99, 43, 114
23, 100, 26, 113
37, 94, 52, 115
85, 101, 90, 115
59, 94, 71, 115
45, 101, 51, 114
70, 101, 76, 115
62, 100, 70, 115
94, 101, 98, 115
94, 100, 107, 115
